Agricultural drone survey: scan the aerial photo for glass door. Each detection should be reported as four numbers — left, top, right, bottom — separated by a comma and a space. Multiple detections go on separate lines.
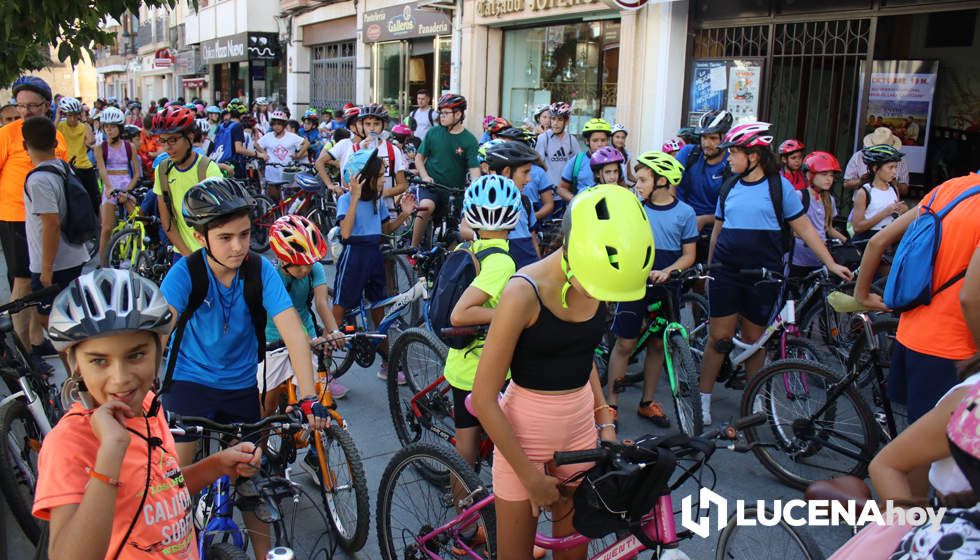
375, 41, 409, 115
435, 36, 452, 96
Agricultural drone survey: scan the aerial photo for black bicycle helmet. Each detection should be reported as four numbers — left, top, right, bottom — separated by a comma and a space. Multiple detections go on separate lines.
695, 110, 734, 135
861, 144, 904, 166
494, 127, 525, 142
437, 93, 467, 111
357, 103, 389, 123
485, 140, 542, 170
182, 178, 255, 229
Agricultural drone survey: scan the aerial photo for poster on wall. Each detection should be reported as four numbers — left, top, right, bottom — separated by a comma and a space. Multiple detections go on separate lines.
727, 59, 763, 124
856, 60, 939, 174
688, 60, 727, 127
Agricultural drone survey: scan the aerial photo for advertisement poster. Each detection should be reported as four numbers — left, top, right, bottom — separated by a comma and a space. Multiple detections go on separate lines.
856, 60, 939, 173
689, 60, 727, 127
727, 59, 763, 123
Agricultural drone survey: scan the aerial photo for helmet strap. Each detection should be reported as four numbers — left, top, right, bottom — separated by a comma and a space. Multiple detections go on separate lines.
560, 254, 574, 309
175, 135, 195, 167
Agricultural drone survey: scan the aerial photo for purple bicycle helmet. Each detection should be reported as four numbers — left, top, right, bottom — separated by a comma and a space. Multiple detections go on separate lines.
589, 146, 625, 169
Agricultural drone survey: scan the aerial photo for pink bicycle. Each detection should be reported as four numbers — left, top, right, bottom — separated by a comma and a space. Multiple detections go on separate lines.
375, 414, 771, 559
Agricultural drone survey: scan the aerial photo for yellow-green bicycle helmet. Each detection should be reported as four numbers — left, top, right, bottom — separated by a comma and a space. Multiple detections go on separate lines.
581, 118, 612, 138
560, 184, 654, 305
634, 151, 685, 186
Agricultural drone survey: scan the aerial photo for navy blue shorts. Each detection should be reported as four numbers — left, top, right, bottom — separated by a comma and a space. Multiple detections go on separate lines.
611, 285, 673, 340
333, 242, 386, 310
30, 265, 84, 316
162, 380, 262, 443
707, 265, 780, 326
508, 237, 539, 270
887, 340, 959, 424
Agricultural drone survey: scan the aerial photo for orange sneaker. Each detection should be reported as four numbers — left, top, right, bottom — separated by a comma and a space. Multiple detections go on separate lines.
451, 525, 487, 557
637, 401, 670, 428
533, 545, 548, 559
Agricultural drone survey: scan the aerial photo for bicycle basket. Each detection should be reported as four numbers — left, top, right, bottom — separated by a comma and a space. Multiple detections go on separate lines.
572, 443, 675, 539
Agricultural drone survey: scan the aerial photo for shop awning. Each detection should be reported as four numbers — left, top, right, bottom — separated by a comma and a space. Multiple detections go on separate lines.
182, 77, 207, 88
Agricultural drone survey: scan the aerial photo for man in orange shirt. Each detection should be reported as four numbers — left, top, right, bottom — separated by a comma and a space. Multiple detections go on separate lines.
0, 76, 68, 370
856, 171, 980, 422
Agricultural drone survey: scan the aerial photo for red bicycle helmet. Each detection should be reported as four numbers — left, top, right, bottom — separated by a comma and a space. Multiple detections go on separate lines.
269, 215, 327, 266
437, 93, 467, 111
803, 151, 842, 174
778, 139, 806, 156
487, 117, 511, 135
719, 122, 774, 150
151, 106, 196, 135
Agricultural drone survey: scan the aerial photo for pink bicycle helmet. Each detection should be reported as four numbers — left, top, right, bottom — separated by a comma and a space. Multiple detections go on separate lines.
548, 102, 571, 120
482, 115, 496, 129
662, 138, 685, 153
391, 123, 413, 137
589, 146, 625, 169
719, 122, 774, 150
948, 382, 980, 461
778, 139, 806, 155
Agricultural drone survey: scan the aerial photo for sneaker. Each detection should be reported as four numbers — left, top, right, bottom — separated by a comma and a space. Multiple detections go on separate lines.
328, 378, 349, 399
702, 407, 712, 427
302, 452, 323, 488
637, 401, 670, 428
450, 525, 487, 556
377, 362, 407, 385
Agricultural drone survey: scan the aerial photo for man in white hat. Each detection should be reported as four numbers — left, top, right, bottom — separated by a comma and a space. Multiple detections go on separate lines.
843, 126, 910, 195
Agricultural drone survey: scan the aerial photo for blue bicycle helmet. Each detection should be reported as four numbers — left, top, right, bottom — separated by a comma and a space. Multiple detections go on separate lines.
295, 173, 325, 193
205, 105, 221, 115
463, 175, 521, 231
477, 139, 506, 165
342, 147, 380, 186
11, 76, 52, 102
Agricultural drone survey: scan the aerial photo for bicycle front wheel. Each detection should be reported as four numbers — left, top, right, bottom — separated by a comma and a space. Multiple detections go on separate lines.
102, 227, 142, 270
205, 542, 251, 560
376, 442, 496, 560
0, 399, 45, 544
667, 332, 703, 436
715, 506, 823, 560
312, 425, 370, 551
741, 359, 879, 490
387, 328, 452, 449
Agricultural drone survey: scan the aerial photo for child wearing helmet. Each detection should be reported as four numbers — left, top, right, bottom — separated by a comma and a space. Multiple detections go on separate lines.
444, 175, 520, 481
498, 130, 556, 222
33, 270, 261, 560
471, 185, 650, 559
94, 106, 141, 265
610, 123, 635, 184
532, 104, 551, 136
661, 137, 685, 157
589, 146, 625, 187
56, 97, 101, 213
791, 152, 848, 278
535, 102, 578, 193
849, 145, 907, 242
606, 151, 697, 427
557, 118, 611, 204
334, 148, 416, 382
778, 139, 807, 191
299, 110, 322, 164
256, 110, 308, 201
211, 101, 250, 179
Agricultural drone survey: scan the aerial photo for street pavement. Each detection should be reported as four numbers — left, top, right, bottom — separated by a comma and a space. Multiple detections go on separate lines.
1, 254, 855, 560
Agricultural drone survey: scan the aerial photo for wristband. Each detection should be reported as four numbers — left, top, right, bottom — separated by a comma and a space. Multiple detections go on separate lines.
85, 466, 121, 487
596, 423, 616, 431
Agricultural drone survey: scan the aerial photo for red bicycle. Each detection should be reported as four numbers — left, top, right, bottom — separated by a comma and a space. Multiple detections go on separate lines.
249, 162, 337, 252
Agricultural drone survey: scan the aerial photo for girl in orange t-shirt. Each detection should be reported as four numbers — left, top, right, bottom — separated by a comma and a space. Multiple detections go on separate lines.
33, 269, 259, 560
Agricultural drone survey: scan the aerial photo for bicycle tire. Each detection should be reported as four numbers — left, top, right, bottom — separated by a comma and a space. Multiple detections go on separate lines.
715, 506, 824, 560
315, 425, 370, 552
376, 442, 497, 560
771, 336, 841, 374
387, 328, 452, 450
845, 317, 906, 441
680, 292, 709, 368
667, 332, 704, 436
249, 195, 276, 253
0, 400, 44, 544
101, 227, 142, 270
594, 336, 644, 389
305, 204, 336, 247
740, 359, 879, 491
205, 542, 250, 560
386, 253, 422, 326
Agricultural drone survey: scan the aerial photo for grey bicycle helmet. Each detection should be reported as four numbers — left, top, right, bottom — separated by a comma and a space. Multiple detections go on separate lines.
58, 97, 82, 115
695, 110, 734, 135
48, 269, 173, 352
357, 103, 389, 123
99, 106, 126, 126
485, 140, 542, 170
182, 177, 255, 229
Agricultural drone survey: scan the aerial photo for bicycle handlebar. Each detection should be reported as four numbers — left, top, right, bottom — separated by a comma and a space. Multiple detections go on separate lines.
439, 325, 488, 338
408, 175, 462, 193
0, 285, 62, 316
168, 413, 303, 437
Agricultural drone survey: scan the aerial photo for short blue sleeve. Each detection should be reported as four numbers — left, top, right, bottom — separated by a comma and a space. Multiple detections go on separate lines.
714, 196, 723, 220
336, 192, 351, 221
160, 257, 192, 314
260, 257, 293, 318
675, 145, 693, 165
230, 123, 244, 144
780, 176, 805, 221
681, 204, 699, 243
561, 159, 574, 182
311, 262, 327, 288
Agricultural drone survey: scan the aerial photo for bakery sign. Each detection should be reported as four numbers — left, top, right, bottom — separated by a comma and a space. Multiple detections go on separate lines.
363, 2, 451, 43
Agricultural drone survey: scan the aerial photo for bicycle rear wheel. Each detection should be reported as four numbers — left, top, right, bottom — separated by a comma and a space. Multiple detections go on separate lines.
387, 328, 453, 449
715, 506, 823, 560
206, 542, 251, 560
385, 253, 421, 326
0, 400, 44, 544
305, 204, 336, 250
680, 292, 709, 368
102, 227, 142, 270
740, 359, 879, 490
376, 442, 496, 560
312, 425, 369, 552
667, 332, 703, 436
250, 195, 276, 253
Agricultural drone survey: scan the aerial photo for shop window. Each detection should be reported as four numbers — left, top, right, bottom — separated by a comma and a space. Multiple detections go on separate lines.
501, 20, 620, 133
926, 10, 976, 48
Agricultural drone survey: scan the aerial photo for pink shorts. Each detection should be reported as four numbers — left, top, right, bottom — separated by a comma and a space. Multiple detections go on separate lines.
492, 382, 598, 502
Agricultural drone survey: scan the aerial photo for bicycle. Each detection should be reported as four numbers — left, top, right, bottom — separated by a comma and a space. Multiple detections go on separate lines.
736, 292, 902, 491
169, 413, 337, 560
407, 175, 466, 249
0, 285, 66, 545
100, 185, 169, 283
375, 413, 824, 560
250, 162, 337, 253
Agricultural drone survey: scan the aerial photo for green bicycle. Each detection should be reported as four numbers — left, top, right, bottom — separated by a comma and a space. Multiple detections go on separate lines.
594, 267, 710, 437
100, 184, 167, 283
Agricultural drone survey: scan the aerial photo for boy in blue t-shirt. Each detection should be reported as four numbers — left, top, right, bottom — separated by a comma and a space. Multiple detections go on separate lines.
607, 151, 697, 427
334, 148, 415, 382
160, 178, 328, 559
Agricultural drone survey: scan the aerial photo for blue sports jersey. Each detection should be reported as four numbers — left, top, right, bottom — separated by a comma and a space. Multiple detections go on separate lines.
265, 262, 328, 344
713, 175, 805, 269
560, 152, 596, 195
524, 164, 555, 213
509, 195, 537, 240
675, 144, 730, 216
645, 198, 698, 270
336, 192, 389, 243
161, 253, 293, 390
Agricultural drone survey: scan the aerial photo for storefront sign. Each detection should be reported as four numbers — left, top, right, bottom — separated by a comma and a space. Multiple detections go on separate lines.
727, 59, 763, 124
154, 48, 174, 69
856, 60, 939, 174
174, 49, 203, 76
687, 59, 727, 127
182, 77, 207, 88
202, 33, 281, 65
363, 2, 452, 43
476, 0, 597, 18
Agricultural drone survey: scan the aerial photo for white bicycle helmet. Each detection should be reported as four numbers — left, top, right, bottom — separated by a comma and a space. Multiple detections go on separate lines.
48, 269, 173, 352
58, 97, 82, 115
195, 118, 211, 136
270, 110, 288, 122
611, 123, 628, 136
99, 106, 126, 126
462, 175, 522, 231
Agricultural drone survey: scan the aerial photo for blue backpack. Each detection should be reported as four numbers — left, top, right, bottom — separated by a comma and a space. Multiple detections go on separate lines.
883, 185, 980, 312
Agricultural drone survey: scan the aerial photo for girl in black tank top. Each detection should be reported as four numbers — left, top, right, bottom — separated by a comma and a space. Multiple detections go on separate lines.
470, 185, 654, 560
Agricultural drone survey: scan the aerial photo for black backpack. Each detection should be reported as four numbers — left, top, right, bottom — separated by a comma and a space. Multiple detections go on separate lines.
680, 146, 733, 202
717, 173, 795, 254
428, 242, 512, 349
24, 161, 98, 245
159, 250, 267, 397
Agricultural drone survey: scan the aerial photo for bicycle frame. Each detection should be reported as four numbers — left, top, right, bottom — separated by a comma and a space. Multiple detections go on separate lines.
198, 475, 246, 555
406, 373, 494, 461
346, 278, 429, 337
